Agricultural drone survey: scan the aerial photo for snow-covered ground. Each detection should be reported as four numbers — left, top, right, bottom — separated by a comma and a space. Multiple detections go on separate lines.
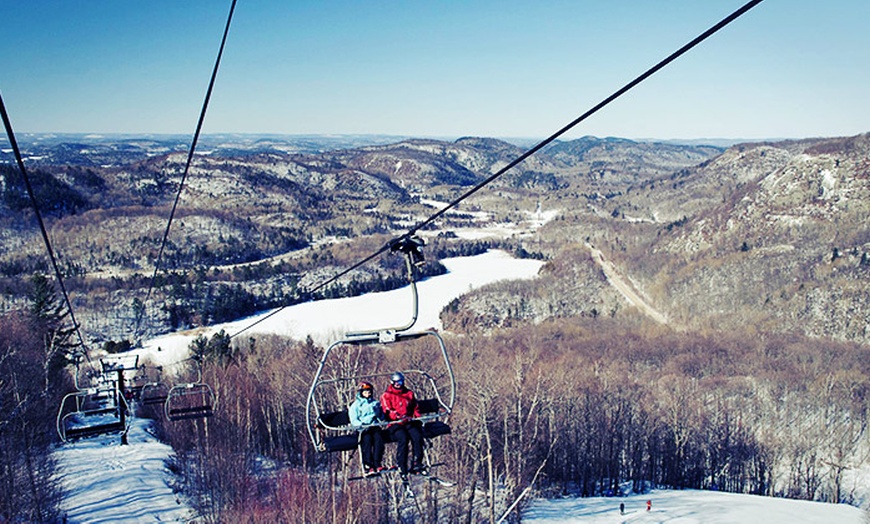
54, 250, 544, 522
523, 489, 865, 523
52, 250, 867, 523
55, 417, 196, 523
417, 197, 560, 240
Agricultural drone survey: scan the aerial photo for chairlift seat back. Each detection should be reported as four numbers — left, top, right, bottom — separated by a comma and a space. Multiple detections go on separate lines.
318, 410, 351, 428
416, 398, 445, 415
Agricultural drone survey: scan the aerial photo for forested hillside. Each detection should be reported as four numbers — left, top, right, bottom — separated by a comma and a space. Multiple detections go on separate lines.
2, 134, 726, 344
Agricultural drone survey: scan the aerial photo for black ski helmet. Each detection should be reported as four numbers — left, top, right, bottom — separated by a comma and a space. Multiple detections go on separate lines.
390, 372, 405, 386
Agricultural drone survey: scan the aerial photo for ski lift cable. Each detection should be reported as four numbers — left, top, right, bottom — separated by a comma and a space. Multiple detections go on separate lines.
229, 0, 764, 340
140, 355, 200, 370
231, 236, 420, 338
401, 0, 765, 241
133, 0, 239, 341
229, 246, 391, 338
0, 92, 92, 361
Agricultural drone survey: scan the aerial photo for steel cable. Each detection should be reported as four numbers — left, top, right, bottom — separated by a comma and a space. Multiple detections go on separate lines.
230, 0, 765, 339
134, 0, 239, 341
0, 92, 92, 359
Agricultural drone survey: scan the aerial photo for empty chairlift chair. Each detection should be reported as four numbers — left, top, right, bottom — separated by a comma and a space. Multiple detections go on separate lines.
57, 358, 135, 442
140, 382, 170, 406
165, 379, 216, 421
57, 383, 130, 442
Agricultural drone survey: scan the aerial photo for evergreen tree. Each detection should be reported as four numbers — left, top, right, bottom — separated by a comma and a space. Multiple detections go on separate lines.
189, 330, 234, 367
27, 273, 79, 392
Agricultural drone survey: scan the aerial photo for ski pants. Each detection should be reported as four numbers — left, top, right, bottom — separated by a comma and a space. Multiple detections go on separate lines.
388, 421, 424, 473
359, 427, 384, 469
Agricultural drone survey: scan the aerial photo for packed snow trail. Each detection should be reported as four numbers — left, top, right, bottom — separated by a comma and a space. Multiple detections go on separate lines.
54, 417, 197, 523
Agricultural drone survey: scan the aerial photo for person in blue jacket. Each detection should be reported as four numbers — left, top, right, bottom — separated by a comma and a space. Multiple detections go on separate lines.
349, 381, 385, 475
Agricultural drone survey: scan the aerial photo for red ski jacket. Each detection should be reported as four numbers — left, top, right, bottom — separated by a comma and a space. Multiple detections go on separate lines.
380, 384, 421, 425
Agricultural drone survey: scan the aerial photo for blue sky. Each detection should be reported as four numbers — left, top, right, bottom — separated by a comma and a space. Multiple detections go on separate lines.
2, 1, 868, 140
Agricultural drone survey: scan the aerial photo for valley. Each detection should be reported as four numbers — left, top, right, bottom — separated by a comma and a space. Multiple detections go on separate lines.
6, 133, 869, 346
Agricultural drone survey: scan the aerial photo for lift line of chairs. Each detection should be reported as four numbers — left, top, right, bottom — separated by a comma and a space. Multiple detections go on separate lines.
56, 355, 138, 443
58, 355, 217, 442
130, 366, 217, 422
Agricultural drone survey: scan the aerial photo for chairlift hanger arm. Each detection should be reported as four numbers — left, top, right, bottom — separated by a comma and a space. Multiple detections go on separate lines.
346, 235, 426, 339
389, 236, 425, 268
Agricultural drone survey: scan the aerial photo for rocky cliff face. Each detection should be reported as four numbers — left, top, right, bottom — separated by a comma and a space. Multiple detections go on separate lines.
438, 133, 870, 345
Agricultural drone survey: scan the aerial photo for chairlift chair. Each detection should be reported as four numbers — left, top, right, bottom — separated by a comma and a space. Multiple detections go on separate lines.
310, 364, 454, 454
57, 385, 131, 442
129, 364, 166, 403
126, 372, 149, 401
80, 384, 118, 414
305, 237, 456, 458
140, 382, 171, 406
164, 368, 216, 421
56, 359, 132, 442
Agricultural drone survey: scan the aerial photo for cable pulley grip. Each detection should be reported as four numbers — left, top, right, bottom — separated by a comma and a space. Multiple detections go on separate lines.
389, 236, 425, 267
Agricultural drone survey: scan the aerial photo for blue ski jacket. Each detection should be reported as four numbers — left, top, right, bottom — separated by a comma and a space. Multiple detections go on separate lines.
349, 393, 383, 428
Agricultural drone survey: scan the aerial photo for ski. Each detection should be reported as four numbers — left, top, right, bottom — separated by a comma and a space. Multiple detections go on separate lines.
348, 472, 380, 482
348, 465, 453, 489
347, 465, 398, 482
426, 475, 455, 487
402, 477, 415, 498
410, 469, 455, 487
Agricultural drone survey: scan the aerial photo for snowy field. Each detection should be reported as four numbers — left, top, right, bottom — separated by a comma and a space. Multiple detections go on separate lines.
52, 250, 868, 522
133, 249, 545, 371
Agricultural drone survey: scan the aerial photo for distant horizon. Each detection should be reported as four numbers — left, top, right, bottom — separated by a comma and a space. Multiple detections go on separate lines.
6, 130, 867, 151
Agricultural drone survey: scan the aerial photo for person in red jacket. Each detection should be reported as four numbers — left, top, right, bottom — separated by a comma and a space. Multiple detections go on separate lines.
380, 371, 425, 477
